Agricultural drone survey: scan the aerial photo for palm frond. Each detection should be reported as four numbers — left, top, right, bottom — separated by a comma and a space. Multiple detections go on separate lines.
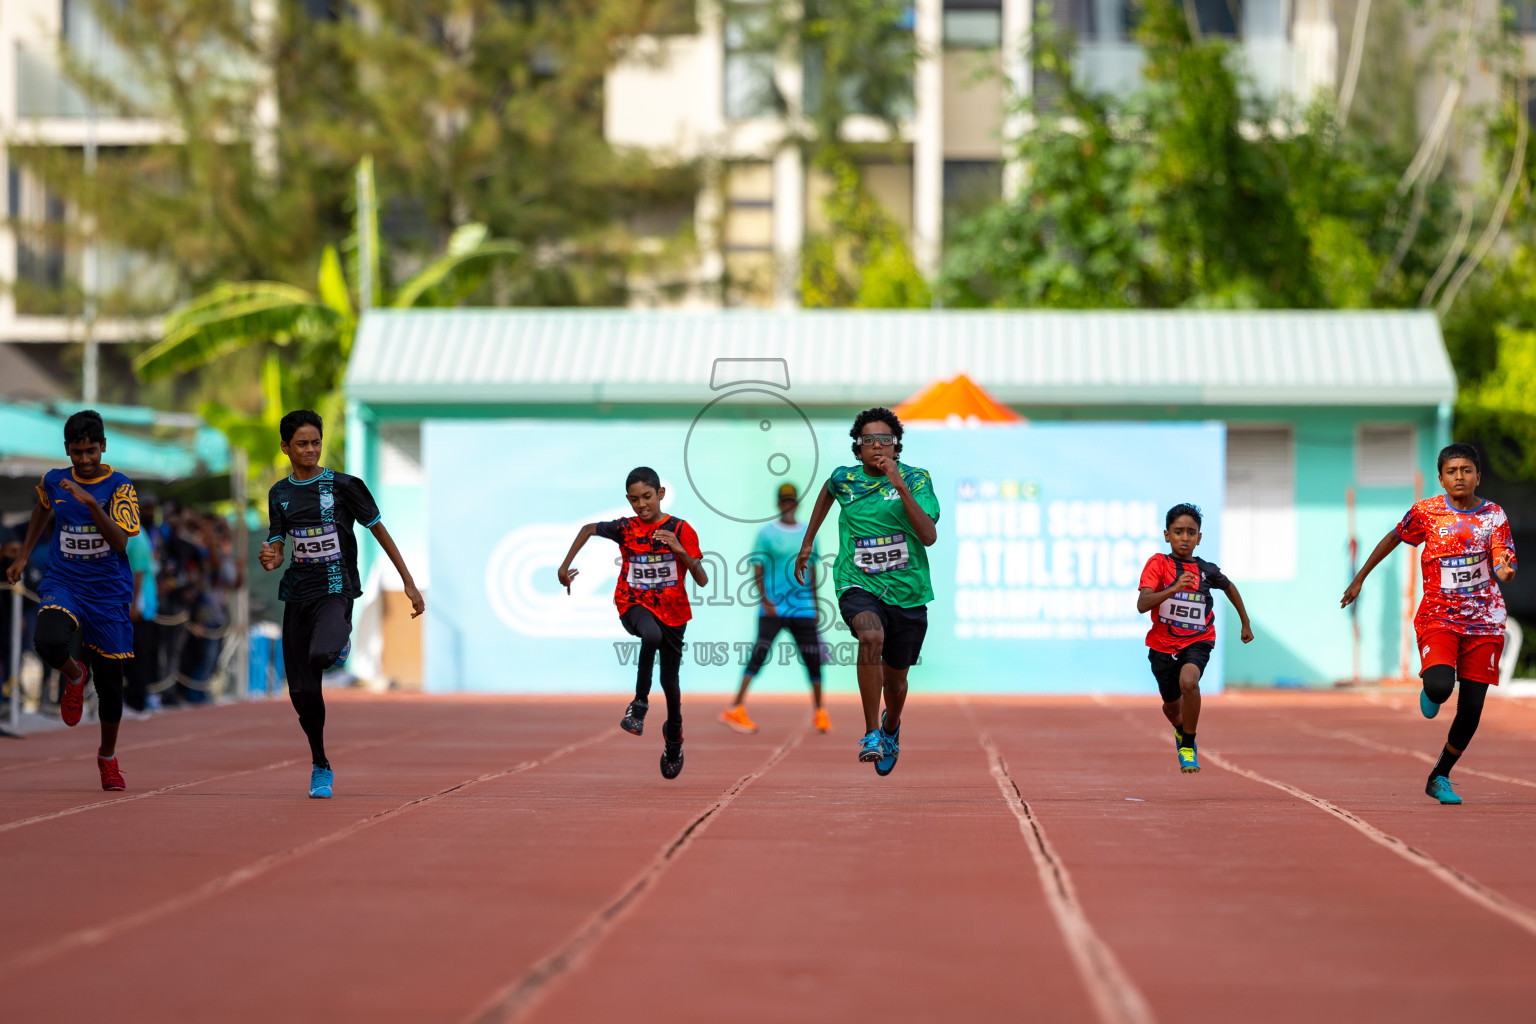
317, 245, 354, 318
391, 241, 522, 309
135, 286, 342, 379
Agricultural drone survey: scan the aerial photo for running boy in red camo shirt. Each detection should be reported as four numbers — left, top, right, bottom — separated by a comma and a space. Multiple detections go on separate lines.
1137, 503, 1254, 774
1342, 443, 1517, 805
557, 467, 707, 779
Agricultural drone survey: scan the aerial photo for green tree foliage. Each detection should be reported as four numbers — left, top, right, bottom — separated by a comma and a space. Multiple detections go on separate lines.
766, 0, 928, 307
939, 0, 1456, 309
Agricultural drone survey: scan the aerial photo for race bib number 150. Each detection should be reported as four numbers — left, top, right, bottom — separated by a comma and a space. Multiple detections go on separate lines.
1158, 590, 1208, 631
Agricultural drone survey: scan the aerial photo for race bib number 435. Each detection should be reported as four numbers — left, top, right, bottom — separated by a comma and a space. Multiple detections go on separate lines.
1158, 590, 1208, 631
854, 532, 910, 574
628, 552, 679, 590
290, 525, 342, 564
58, 523, 110, 560
1439, 553, 1492, 594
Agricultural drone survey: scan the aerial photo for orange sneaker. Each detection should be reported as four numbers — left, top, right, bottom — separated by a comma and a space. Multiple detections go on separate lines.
813, 708, 832, 733
60, 659, 89, 728
719, 705, 757, 734
97, 755, 125, 792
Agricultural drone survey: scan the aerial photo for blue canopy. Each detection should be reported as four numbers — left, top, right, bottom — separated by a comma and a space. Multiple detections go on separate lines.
0, 401, 229, 481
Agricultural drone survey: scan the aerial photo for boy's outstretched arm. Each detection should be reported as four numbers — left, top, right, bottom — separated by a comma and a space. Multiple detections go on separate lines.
370, 522, 425, 618
1341, 529, 1401, 609
794, 484, 836, 585
557, 523, 598, 594
1221, 581, 1255, 643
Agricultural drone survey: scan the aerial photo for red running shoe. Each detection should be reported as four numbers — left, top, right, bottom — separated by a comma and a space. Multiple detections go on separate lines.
97, 755, 125, 792
60, 659, 89, 727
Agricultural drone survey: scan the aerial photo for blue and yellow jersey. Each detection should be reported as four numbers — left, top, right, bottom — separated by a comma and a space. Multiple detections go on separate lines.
36, 465, 140, 605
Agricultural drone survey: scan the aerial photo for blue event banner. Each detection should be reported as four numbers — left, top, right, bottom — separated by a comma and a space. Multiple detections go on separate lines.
423, 420, 1225, 695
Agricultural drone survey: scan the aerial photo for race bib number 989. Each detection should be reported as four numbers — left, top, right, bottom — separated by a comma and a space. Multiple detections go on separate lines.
1439, 553, 1491, 594
58, 523, 110, 560
854, 533, 910, 574
628, 552, 679, 590
290, 525, 342, 564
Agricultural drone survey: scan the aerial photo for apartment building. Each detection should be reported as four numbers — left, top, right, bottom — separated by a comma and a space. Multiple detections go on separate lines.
603, 0, 1382, 308
0, 0, 173, 365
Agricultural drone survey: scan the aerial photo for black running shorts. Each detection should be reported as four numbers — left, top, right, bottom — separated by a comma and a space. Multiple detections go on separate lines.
838, 588, 928, 670
1148, 641, 1213, 703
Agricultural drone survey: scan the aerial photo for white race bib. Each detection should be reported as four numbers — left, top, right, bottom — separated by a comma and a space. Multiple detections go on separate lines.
1158, 590, 1208, 630
1439, 553, 1491, 594
628, 552, 679, 590
58, 524, 110, 560
854, 532, 910, 575
289, 524, 342, 564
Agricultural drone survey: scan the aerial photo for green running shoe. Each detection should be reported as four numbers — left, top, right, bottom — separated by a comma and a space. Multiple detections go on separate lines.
1177, 745, 1200, 773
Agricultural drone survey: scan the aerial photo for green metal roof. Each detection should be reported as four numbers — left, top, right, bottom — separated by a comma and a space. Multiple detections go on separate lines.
345, 309, 1456, 408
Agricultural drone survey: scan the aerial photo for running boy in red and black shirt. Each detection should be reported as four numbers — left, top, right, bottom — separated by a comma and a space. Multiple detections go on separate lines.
1137, 503, 1254, 774
557, 467, 707, 779
1342, 443, 1517, 805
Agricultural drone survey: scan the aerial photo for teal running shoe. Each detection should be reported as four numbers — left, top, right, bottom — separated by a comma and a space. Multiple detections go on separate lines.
1177, 745, 1200, 773
875, 711, 900, 777
1426, 775, 1462, 804
308, 765, 334, 799
1420, 689, 1440, 719
331, 639, 351, 669
858, 730, 883, 763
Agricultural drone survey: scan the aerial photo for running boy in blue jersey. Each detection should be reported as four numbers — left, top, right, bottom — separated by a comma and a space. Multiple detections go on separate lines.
260, 410, 424, 799
720, 483, 831, 735
6, 411, 141, 791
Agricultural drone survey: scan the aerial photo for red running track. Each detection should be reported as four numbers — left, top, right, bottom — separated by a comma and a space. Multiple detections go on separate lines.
2, 691, 1536, 1023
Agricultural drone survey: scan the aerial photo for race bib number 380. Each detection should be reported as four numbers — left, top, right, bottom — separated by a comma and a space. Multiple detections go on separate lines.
58, 523, 111, 560
854, 532, 910, 574
628, 552, 679, 590
290, 525, 342, 564
1440, 553, 1492, 594
1158, 590, 1208, 631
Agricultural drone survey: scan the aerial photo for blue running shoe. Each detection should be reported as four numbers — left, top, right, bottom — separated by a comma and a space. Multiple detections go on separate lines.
875, 711, 900, 777
1426, 775, 1462, 804
858, 730, 883, 763
1177, 745, 1200, 773
331, 640, 352, 669
1420, 689, 1440, 719
308, 765, 334, 799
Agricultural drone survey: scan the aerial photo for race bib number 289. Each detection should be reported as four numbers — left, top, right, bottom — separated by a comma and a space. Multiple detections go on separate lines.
854, 532, 910, 574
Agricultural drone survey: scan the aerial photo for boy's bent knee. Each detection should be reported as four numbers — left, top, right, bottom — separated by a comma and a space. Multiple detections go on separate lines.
1422, 664, 1456, 703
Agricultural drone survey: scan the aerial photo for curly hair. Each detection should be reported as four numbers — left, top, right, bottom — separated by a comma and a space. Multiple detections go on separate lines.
850, 407, 904, 459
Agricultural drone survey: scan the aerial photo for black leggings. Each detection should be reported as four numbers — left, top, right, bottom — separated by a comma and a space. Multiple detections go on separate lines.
282, 596, 353, 767
35, 608, 125, 725
621, 606, 685, 731
743, 615, 823, 681
1423, 664, 1489, 752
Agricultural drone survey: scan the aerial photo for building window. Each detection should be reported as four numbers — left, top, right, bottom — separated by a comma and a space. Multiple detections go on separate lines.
724, 0, 778, 120
380, 422, 423, 487
943, 160, 1001, 236
1222, 426, 1296, 582
945, 0, 1002, 48
723, 162, 775, 304
1356, 425, 1417, 487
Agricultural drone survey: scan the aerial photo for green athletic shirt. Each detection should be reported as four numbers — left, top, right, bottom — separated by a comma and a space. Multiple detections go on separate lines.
828, 462, 940, 608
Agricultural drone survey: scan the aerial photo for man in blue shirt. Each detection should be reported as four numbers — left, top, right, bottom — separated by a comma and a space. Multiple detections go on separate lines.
720, 484, 830, 734
6, 411, 140, 791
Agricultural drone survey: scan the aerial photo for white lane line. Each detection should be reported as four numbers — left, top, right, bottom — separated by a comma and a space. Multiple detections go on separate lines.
0, 729, 427, 834
465, 728, 806, 1024
1293, 723, 1536, 791
1198, 746, 1536, 941
0, 727, 614, 978
980, 733, 1157, 1024
0, 720, 270, 775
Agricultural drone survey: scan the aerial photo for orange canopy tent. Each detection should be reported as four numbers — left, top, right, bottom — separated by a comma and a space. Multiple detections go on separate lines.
893, 373, 1023, 424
